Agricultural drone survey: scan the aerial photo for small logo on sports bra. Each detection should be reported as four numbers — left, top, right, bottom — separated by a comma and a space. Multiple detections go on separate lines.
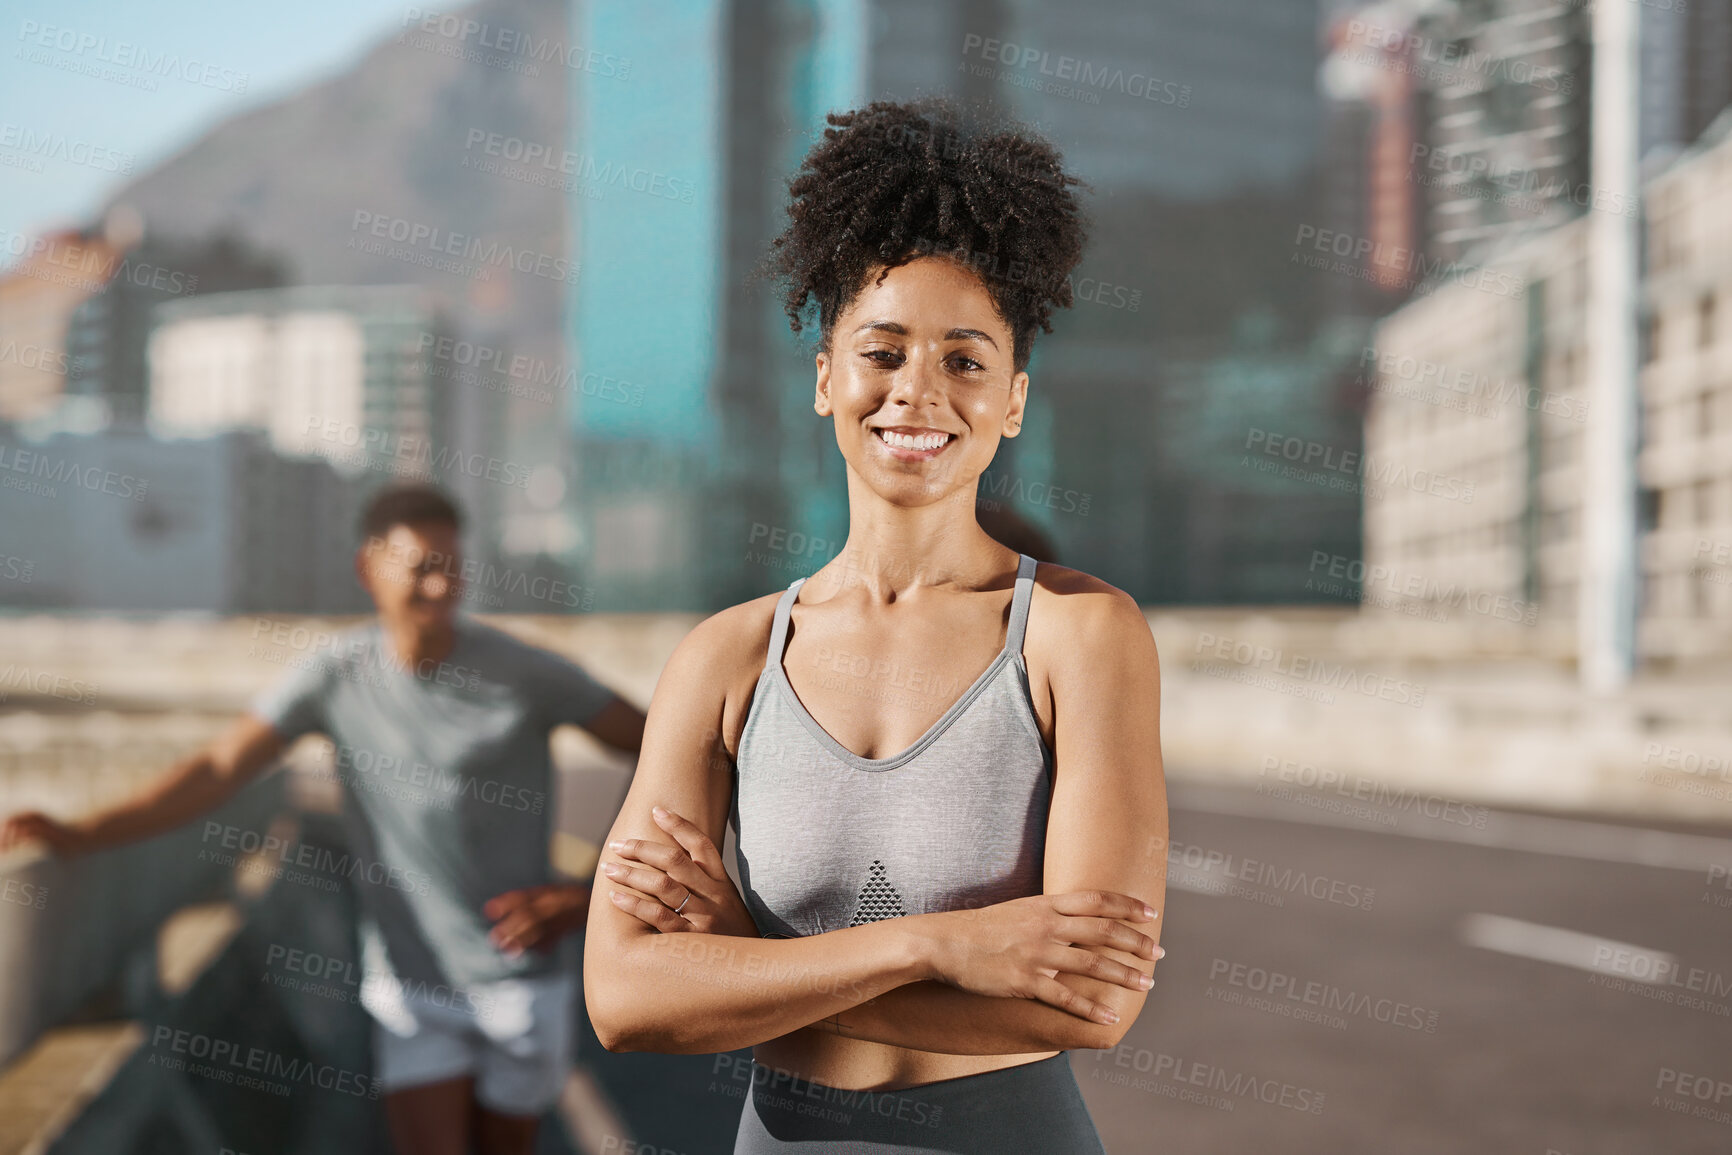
849, 859, 909, 926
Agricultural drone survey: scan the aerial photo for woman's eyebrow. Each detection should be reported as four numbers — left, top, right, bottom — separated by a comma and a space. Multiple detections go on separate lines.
851, 320, 999, 349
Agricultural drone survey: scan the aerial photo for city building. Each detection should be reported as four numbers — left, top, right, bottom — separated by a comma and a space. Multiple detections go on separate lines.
1363, 110, 1732, 658
0, 226, 127, 425
0, 427, 363, 613
148, 285, 448, 474
1638, 109, 1732, 657
64, 232, 288, 428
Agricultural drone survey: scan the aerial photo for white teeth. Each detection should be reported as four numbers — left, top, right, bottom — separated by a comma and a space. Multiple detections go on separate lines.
877, 430, 948, 451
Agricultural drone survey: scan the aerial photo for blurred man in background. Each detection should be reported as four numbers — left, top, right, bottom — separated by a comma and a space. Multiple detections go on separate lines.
1, 483, 646, 1155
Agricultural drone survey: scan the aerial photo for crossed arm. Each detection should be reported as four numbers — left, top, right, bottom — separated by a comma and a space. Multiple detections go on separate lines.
582, 584, 1167, 1057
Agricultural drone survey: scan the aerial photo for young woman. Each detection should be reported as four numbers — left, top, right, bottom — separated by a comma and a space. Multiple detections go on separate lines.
583, 99, 1167, 1154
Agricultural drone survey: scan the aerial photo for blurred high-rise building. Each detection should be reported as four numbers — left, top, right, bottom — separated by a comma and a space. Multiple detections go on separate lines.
1322, 0, 1732, 291
148, 284, 448, 479
1361, 110, 1732, 660
64, 231, 289, 429
0, 225, 128, 426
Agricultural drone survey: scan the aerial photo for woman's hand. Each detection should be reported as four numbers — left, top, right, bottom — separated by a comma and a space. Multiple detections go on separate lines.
913, 891, 1163, 1026
603, 805, 761, 938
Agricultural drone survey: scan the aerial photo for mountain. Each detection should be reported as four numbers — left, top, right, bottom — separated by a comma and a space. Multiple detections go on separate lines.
101, 0, 572, 363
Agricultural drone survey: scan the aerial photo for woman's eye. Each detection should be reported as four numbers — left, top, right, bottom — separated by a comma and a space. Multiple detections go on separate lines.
949, 356, 983, 372
863, 349, 901, 366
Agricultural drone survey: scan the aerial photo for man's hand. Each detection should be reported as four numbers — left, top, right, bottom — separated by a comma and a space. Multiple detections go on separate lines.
484, 883, 592, 958
0, 812, 93, 857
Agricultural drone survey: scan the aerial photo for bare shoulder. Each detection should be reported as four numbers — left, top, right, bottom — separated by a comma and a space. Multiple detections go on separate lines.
659, 590, 785, 689
1027, 563, 1150, 636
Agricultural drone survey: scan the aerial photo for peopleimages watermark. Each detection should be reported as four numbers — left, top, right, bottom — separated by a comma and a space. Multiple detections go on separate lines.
1305, 551, 1537, 626
0, 443, 150, 503
710, 1055, 945, 1129
0, 553, 35, 584
399, 8, 632, 79
1589, 943, 1731, 1017
318, 739, 546, 816
914, 236, 1142, 314
1292, 224, 1525, 298
357, 534, 596, 611
303, 417, 533, 491
1653, 1065, 1732, 1128
811, 645, 964, 712
1359, 345, 1588, 423
147, 1025, 379, 1099
460, 130, 694, 203
0, 664, 98, 706
1703, 864, 1732, 911
1191, 631, 1427, 710
1206, 956, 1440, 1034
1408, 143, 1636, 219
347, 210, 579, 284
0, 229, 197, 296
1340, 19, 1573, 95
1244, 428, 1475, 505
1637, 741, 1732, 804
0, 337, 82, 378
1, 878, 49, 911
1256, 756, 1490, 829
15, 20, 250, 93
1164, 837, 1376, 911
247, 618, 485, 692
263, 941, 495, 1016
200, 820, 434, 897
0, 121, 133, 174
415, 333, 646, 407
960, 35, 1191, 108
1086, 1043, 1326, 1115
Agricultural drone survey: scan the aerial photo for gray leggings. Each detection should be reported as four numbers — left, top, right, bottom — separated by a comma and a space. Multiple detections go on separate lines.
732, 1052, 1106, 1154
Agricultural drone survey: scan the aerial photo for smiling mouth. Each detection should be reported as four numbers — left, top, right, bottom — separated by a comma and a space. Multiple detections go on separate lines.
872, 427, 956, 458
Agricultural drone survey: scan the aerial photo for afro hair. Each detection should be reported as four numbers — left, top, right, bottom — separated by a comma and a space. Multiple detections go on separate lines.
768, 98, 1088, 373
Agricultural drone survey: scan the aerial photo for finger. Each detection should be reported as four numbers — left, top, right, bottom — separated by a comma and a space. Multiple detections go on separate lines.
482, 890, 531, 920
600, 861, 688, 909
608, 888, 690, 933
1051, 945, 1154, 991
1031, 974, 1120, 1025
1051, 890, 1158, 923
611, 838, 697, 879
651, 806, 724, 873
1058, 915, 1163, 961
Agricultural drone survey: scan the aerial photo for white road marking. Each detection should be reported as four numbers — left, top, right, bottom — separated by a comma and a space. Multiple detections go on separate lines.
1170, 781, 1732, 873
1459, 913, 1675, 984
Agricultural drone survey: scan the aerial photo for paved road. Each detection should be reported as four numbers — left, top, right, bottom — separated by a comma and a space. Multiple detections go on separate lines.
576, 781, 1732, 1155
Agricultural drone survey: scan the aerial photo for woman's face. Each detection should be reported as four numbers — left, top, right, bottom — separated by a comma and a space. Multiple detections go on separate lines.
816, 256, 1028, 509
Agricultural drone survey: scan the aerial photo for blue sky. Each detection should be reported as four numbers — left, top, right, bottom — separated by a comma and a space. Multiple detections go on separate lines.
0, 0, 413, 253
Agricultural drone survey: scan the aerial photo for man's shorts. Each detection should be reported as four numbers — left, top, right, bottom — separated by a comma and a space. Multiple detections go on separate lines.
360, 968, 576, 1116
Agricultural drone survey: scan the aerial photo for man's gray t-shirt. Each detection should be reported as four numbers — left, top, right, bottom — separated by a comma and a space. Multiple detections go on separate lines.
251, 615, 614, 990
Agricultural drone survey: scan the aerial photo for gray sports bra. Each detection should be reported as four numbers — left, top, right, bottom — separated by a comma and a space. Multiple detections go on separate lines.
730, 554, 1052, 939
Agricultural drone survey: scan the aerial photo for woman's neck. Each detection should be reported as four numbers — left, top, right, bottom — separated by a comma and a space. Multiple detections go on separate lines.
819, 486, 1012, 602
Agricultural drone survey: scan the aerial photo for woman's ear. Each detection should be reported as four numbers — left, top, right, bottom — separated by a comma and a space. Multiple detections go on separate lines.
814, 350, 833, 415
1003, 370, 1031, 437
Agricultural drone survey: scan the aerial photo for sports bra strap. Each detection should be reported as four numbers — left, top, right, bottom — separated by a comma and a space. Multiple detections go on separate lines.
1005, 553, 1037, 656
764, 578, 807, 672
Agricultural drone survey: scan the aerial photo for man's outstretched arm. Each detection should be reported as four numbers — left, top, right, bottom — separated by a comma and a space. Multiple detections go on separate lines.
0, 714, 287, 857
